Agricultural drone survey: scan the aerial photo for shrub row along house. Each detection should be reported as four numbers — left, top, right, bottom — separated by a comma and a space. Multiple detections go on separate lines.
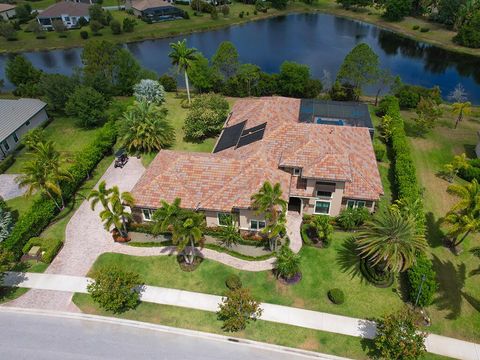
0, 98, 48, 158
131, 97, 383, 232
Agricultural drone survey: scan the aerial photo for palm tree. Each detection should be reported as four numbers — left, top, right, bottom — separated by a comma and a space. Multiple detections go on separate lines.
444, 179, 480, 247
100, 205, 132, 239
151, 198, 183, 234
88, 180, 112, 211
216, 215, 242, 248
452, 101, 472, 129
16, 142, 71, 211
356, 209, 427, 273
109, 186, 135, 238
119, 101, 175, 154
251, 181, 288, 251
274, 245, 301, 280
169, 39, 197, 105
172, 212, 204, 265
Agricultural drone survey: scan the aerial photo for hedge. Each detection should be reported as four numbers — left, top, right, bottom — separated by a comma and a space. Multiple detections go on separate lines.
458, 159, 480, 182
379, 96, 436, 305
0, 155, 15, 174
3, 122, 116, 256
22, 237, 63, 263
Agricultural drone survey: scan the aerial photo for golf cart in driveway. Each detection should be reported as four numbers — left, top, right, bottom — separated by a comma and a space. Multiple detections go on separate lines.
114, 149, 128, 168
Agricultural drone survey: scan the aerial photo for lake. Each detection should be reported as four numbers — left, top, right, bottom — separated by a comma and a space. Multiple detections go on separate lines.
1, 13, 480, 102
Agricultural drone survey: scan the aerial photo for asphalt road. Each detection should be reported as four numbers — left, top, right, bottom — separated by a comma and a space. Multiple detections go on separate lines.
0, 311, 337, 360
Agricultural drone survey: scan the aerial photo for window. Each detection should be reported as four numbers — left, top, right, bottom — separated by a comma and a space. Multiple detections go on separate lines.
345, 200, 367, 209
2, 141, 9, 151
250, 220, 266, 231
142, 208, 154, 221
293, 168, 301, 176
25, 120, 30, 126
13, 132, 18, 143
314, 201, 330, 215
316, 190, 332, 198
64, 16, 70, 22
217, 212, 232, 227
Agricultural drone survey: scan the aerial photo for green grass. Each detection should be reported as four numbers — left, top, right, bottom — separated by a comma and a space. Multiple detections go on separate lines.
72, 293, 451, 360
6, 193, 38, 218
141, 92, 220, 166
91, 232, 404, 320
3, 1, 479, 57
6, 116, 103, 174
0, 287, 28, 304
400, 106, 480, 342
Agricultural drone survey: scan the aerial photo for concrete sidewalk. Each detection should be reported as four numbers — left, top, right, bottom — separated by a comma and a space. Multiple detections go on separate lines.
2, 272, 479, 360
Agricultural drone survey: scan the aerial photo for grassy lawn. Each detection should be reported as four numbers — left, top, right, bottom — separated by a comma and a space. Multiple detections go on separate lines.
72, 294, 451, 359
141, 92, 223, 167
91, 232, 404, 321
2, 1, 478, 56
400, 106, 480, 341
0, 287, 28, 304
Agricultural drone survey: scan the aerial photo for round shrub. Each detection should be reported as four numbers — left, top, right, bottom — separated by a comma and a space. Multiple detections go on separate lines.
412, 25, 420, 30
328, 288, 345, 305
80, 31, 89, 39
225, 274, 242, 290
420, 27, 430, 33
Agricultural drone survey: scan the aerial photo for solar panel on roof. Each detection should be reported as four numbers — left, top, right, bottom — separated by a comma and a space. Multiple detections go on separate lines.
241, 122, 266, 136
213, 120, 246, 153
236, 127, 266, 148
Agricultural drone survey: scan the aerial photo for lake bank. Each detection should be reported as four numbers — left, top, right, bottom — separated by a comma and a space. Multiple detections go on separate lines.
1, 1, 479, 57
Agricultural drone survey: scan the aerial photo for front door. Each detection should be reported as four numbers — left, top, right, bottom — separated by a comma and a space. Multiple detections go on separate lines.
288, 197, 302, 214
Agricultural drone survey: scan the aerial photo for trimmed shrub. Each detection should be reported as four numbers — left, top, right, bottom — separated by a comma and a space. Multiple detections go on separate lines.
327, 288, 345, 304
301, 223, 313, 245
88, 266, 144, 313
3, 122, 116, 256
407, 255, 438, 307
80, 31, 89, 39
420, 27, 430, 33
374, 141, 386, 161
412, 25, 420, 30
458, 159, 480, 182
225, 274, 242, 290
336, 207, 370, 231
159, 74, 177, 92
0, 155, 15, 174
22, 237, 62, 263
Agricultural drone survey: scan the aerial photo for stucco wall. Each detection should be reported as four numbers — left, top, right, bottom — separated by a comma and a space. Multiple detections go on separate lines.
1, 108, 48, 155
302, 180, 345, 216
238, 209, 265, 230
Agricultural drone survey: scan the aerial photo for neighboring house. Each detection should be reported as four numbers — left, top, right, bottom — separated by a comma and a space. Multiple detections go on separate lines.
37, 2, 90, 30
0, 99, 48, 158
131, 97, 383, 232
65, 0, 98, 4
126, 0, 184, 22
0, 3, 16, 21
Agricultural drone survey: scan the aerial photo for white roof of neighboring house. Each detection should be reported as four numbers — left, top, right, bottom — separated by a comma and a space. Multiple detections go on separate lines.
0, 4, 16, 13
0, 98, 47, 142
132, 0, 174, 11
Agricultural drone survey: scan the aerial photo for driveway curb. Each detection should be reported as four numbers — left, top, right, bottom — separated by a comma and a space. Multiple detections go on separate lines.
0, 306, 351, 360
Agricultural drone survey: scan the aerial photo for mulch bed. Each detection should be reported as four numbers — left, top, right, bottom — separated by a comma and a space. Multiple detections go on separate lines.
177, 255, 203, 272
277, 272, 302, 285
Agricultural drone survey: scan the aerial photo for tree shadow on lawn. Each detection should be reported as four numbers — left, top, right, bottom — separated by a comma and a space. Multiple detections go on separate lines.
461, 292, 480, 313
432, 254, 466, 320
425, 212, 445, 248
335, 236, 364, 281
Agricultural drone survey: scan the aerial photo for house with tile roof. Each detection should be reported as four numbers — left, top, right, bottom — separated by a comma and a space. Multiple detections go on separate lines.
131, 96, 383, 231
0, 98, 48, 159
125, 0, 184, 22
37, 1, 90, 30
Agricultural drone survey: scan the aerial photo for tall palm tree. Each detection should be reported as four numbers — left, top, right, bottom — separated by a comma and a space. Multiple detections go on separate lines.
169, 39, 197, 105
88, 180, 112, 211
109, 186, 135, 237
356, 209, 427, 273
172, 212, 204, 265
444, 179, 480, 247
16, 142, 71, 211
151, 198, 183, 234
119, 101, 175, 154
100, 205, 133, 239
251, 181, 288, 251
452, 101, 472, 129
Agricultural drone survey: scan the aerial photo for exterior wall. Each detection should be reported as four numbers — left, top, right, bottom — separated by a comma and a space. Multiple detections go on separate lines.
0, 108, 48, 156
340, 198, 375, 213
0, 9, 16, 20
38, 14, 90, 29
205, 210, 219, 228
302, 180, 345, 217
238, 209, 265, 231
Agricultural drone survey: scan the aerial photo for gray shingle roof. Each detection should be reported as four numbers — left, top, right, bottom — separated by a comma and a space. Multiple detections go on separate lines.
0, 98, 47, 142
